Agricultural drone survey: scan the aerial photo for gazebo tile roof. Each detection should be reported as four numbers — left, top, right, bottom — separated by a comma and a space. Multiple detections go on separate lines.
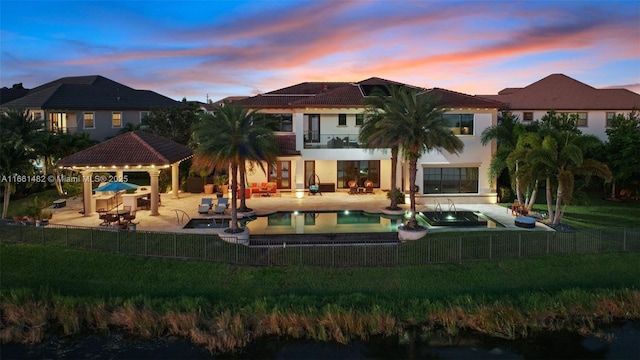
57, 131, 193, 167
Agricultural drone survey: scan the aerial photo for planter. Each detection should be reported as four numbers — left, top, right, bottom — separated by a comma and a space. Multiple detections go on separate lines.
129, 224, 137, 231
222, 227, 250, 244
397, 225, 428, 241
204, 184, 215, 194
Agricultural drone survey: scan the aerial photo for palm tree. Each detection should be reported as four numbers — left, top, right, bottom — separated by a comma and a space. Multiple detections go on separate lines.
481, 111, 529, 203
0, 108, 43, 218
191, 102, 279, 233
360, 86, 408, 211
517, 111, 611, 224
375, 88, 464, 229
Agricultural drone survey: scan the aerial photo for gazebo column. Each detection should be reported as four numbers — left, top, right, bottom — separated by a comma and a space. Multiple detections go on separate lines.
171, 162, 179, 199
81, 170, 94, 216
116, 169, 124, 181
148, 169, 160, 216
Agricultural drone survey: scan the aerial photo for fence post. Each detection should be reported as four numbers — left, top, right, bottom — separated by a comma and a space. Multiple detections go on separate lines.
174, 233, 177, 257
458, 236, 462, 263
66, 226, 69, 246
489, 235, 492, 260
623, 228, 627, 251
547, 232, 550, 255
332, 241, 335, 266
41, 225, 45, 244
90, 227, 93, 250
518, 234, 522, 258
117, 230, 120, 253
364, 243, 367, 266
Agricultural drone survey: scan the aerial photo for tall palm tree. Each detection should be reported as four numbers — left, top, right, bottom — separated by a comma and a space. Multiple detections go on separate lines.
360, 86, 408, 211
191, 102, 279, 233
0, 108, 43, 218
517, 112, 611, 224
481, 111, 531, 203
375, 88, 464, 229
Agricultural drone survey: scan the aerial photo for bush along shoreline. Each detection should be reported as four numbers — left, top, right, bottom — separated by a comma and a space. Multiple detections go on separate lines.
1, 288, 639, 354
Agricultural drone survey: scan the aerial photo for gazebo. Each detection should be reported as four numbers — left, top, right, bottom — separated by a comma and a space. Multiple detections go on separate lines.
57, 131, 193, 216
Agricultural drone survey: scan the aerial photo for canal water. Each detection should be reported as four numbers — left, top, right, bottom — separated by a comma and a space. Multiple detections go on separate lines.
2, 322, 638, 359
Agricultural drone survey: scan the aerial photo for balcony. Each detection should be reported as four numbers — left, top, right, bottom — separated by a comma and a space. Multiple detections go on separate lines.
304, 132, 361, 149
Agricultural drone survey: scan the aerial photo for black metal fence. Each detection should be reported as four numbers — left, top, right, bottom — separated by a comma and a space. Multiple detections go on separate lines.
1, 220, 639, 266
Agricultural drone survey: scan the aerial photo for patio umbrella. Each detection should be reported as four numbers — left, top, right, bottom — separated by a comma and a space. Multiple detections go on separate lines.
94, 181, 139, 216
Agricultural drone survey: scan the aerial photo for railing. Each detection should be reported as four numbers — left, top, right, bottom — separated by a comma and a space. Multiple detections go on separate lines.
1, 220, 639, 267
304, 133, 361, 149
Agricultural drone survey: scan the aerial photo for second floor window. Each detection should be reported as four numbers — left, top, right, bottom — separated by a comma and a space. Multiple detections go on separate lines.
523, 112, 534, 121
606, 112, 616, 127
442, 114, 474, 135
112, 112, 122, 128
355, 114, 364, 126
140, 111, 150, 123
84, 112, 95, 129
338, 114, 347, 126
561, 112, 588, 127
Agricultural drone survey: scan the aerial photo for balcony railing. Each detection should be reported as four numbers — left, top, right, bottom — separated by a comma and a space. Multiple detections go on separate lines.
304, 132, 361, 149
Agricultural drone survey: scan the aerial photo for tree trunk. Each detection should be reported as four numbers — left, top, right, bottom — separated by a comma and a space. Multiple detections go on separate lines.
611, 181, 616, 199
527, 180, 539, 210
546, 177, 554, 222
230, 163, 239, 231
406, 158, 419, 229
389, 146, 399, 210
553, 184, 563, 225
2, 184, 11, 219
237, 162, 252, 212
515, 161, 524, 204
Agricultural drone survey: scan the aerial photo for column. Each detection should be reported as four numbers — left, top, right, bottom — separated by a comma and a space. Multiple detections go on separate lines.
148, 169, 160, 216
81, 170, 94, 216
171, 162, 179, 199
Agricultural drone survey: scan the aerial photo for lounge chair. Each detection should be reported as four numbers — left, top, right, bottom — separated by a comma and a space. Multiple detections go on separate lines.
365, 180, 374, 194
349, 181, 358, 194
198, 198, 213, 214
214, 198, 229, 214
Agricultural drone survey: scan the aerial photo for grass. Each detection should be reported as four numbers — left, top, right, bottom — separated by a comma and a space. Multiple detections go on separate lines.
2, 243, 639, 304
1, 243, 639, 352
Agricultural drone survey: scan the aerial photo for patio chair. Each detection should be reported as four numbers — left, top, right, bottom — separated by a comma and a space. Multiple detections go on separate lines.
365, 180, 374, 194
349, 181, 358, 194
199, 198, 213, 214
214, 198, 229, 214
97, 208, 109, 226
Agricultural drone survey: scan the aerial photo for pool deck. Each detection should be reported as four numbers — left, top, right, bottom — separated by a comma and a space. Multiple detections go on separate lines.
45, 191, 553, 235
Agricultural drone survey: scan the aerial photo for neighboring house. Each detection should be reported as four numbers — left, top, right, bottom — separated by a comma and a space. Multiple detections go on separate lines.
0, 75, 185, 140
238, 77, 505, 203
478, 74, 640, 141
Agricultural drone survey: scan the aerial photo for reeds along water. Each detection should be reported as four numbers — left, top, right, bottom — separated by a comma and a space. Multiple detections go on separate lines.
1, 290, 639, 354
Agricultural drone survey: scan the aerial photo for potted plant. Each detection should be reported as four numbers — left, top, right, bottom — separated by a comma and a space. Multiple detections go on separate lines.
214, 174, 229, 196
24, 197, 43, 225
41, 210, 53, 225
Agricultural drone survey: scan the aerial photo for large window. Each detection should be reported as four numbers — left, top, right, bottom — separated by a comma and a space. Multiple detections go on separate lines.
256, 113, 293, 132
442, 114, 474, 135
337, 161, 379, 188
423, 167, 478, 194
83, 112, 95, 129
606, 112, 616, 127
112, 112, 122, 128
355, 114, 364, 126
49, 112, 67, 132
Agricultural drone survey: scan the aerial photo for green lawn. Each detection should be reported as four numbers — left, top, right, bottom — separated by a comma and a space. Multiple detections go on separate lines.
2, 243, 638, 311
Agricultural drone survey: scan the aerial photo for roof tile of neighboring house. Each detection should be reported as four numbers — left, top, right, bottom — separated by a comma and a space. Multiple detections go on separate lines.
1, 75, 183, 110
0, 87, 30, 105
238, 77, 503, 109
425, 88, 506, 108
479, 74, 640, 110
57, 131, 193, 167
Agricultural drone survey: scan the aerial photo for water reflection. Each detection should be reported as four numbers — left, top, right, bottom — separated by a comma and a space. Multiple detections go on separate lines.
2, 322, 638, 359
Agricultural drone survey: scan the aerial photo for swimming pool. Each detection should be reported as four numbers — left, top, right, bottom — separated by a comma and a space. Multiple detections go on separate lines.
419, 211, 503, 228
184, 210, 504, 233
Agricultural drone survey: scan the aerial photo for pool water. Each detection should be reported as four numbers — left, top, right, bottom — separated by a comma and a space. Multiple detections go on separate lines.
184, 210, 504, 232
419, 211, 503, 227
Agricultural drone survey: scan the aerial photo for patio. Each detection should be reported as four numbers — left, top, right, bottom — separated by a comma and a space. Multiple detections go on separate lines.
45, 191, 552, 235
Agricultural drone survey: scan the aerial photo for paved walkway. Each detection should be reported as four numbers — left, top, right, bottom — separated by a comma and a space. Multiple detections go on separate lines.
46, 191, 552, 235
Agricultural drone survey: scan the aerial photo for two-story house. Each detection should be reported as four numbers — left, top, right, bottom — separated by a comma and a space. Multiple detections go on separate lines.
478, 74, 640, 141
0, 75, 185, 141
238, 77, 505, 203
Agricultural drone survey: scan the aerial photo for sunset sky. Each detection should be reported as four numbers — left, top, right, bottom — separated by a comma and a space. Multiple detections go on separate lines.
2, 0, 639, 102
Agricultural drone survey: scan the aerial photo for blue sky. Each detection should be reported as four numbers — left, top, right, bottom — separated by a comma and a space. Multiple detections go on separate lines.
1, 0, 639, 102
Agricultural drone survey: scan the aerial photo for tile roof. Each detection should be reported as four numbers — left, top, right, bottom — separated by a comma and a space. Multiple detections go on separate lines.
425, 88, 506, 108
57, 130, 193, 167
238, 77, 502, 109
0, 87, 30, 105
1, 75, 184, 110
478, 74, 640, 110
